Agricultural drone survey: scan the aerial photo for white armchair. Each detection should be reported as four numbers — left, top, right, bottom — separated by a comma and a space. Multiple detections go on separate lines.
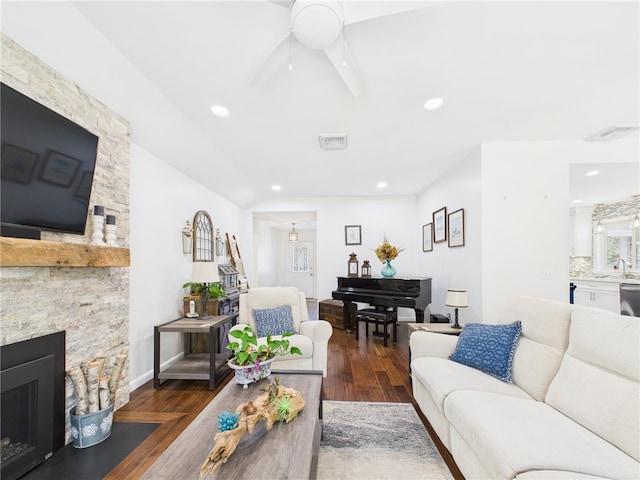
228, 287, 333, 376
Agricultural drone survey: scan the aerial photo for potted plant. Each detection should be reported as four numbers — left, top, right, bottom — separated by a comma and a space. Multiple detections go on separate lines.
227, 326, 302, 388
182, 282, 227, 316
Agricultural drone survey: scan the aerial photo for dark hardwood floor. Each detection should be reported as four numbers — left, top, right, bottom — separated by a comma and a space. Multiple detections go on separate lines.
107, 301, 463, 479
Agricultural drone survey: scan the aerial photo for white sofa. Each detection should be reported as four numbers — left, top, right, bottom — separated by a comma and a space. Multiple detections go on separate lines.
411, 296, 640, 479
229, 287, 333, 376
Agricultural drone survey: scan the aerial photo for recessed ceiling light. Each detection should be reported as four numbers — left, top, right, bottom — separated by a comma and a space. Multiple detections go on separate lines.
377, 182, 387, 189
211, 104, 229, 117
573, 199, 582, 203
586, 170, 600, 177
423, 97, 444, 111
271, 185, 282, 191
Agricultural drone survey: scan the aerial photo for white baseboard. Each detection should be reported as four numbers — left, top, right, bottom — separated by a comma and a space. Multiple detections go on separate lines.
129, 352, 184, 391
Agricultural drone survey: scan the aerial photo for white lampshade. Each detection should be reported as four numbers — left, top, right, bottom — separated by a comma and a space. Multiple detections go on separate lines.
445, 289, 468, 308
191, 261, 220, 284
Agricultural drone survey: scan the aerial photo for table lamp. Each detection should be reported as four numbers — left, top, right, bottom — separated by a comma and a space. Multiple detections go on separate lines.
191, 261, 220, 319
445, 289, 468, 329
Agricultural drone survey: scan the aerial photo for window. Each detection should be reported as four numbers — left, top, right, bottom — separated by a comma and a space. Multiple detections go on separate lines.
292, 245, 309, 273
593, 216, 639, 273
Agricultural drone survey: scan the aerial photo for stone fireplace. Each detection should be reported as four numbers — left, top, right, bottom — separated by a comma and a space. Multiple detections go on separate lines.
1, 333, 65, 480
0, 33, 132, 451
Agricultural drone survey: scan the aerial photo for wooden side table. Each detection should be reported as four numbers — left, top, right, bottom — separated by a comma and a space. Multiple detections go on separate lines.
154, 314, 238, 390
407, 322, 462, 336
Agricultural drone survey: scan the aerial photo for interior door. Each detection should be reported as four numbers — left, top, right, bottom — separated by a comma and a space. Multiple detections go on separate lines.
288, 241, 315, 299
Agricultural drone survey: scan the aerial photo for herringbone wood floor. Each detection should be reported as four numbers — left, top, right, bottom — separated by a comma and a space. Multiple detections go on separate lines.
106, 301, 463, 479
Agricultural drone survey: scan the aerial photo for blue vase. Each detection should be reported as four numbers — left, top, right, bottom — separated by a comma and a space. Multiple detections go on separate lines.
381, 260, 397, 278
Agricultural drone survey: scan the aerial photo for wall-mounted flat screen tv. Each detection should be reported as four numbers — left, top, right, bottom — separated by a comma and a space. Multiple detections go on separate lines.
1, 83, 99, 238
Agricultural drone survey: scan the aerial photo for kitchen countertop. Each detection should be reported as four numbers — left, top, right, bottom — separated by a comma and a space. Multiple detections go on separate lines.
571, 277, 640, 285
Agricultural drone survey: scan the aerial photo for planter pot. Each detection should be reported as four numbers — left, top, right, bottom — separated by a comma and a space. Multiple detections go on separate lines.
228, 357, 276, 388
70, 403, 114, 448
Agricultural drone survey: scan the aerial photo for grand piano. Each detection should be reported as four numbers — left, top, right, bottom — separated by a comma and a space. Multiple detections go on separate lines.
331, 276, 432, 330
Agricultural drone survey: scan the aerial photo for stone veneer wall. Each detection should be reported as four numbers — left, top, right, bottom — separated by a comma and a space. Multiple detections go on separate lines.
0, 35, 131, 442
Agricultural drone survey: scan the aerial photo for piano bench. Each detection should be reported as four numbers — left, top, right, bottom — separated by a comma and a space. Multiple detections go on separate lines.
354, 308, 397, 347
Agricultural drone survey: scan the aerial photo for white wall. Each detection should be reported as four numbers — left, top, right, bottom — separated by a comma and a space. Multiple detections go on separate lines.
416, 148, 483, 325
479, 139, 639, 319
128, 143, 245, 389
249, 196, 421, 319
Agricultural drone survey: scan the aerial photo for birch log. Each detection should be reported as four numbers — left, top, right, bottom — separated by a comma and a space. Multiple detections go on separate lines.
86, 361, 101, 413
108, 354, 126, 404
68, 366, 89, 415
98, 376, 111, 410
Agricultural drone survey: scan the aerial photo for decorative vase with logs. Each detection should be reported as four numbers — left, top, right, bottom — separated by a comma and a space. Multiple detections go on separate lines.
67, 349, 127, 448
227, 326, 302, 388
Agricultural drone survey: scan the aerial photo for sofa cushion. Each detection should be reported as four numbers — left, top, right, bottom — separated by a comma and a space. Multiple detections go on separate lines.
240, 287, 306, 332
546, 308, 640, 462
449, 321, 521, 382
498, 297, 576, 400
252, 304, 295, 337
412, 357, 533, 413
445, 390, 640, 480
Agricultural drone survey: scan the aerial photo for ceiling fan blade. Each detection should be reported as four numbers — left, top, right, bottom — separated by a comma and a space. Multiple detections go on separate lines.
323, 39, 362, 97
268, 0, 292, 7
250, 34, 291, 87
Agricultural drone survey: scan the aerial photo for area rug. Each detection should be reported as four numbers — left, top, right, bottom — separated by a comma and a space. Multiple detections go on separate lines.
317, 401, 454, 480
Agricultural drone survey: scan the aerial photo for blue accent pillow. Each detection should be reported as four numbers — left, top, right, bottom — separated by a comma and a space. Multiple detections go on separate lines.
449, 321, 522, 382
252, 305, 295, 338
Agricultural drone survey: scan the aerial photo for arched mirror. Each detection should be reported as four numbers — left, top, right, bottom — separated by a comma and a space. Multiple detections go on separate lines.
192, 210, 214, 262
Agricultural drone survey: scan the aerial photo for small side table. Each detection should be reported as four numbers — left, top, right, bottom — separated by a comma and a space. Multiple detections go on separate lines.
407, 322, 461, 381
407, 323, 462, 336
154, 314, 238, 390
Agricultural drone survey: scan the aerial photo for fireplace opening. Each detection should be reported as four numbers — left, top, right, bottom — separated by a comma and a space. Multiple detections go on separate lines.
0, 332, 65, 480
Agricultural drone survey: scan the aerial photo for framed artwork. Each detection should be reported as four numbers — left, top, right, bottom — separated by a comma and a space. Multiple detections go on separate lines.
448, 208, 465, 247
74, 171, 94, 199
40, 150, 81, 187
433, 207, 447, 243
1, 143, 39, 184
345, 225, 362, 245
422, 223, 433, 252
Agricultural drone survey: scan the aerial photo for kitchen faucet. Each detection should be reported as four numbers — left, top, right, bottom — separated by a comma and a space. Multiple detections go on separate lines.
616, 258, 628, 279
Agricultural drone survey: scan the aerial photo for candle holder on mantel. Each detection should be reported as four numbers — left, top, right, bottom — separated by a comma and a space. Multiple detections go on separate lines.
90, 205, 106, 246
104, 215, 118, 247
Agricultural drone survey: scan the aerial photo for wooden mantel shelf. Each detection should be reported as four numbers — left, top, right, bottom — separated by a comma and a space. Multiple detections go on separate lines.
0, 237, 130, 267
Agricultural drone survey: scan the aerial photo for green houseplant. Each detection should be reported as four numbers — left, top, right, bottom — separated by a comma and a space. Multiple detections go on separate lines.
227, 326, 302, 387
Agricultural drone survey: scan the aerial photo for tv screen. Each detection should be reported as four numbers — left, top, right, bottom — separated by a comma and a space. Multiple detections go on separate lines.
1, 83, 99, 237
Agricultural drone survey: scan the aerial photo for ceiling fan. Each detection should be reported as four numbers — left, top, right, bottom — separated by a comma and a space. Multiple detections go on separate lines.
251, 0, 440, 97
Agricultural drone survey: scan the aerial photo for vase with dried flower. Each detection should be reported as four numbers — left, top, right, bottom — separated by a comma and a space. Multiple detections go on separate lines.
375, 236, 404, 278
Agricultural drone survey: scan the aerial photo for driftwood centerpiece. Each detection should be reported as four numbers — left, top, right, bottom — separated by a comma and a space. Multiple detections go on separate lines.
200, 379, 306, 478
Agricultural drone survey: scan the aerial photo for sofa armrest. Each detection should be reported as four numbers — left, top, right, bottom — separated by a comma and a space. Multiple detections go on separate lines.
410, 331, 458, 361
300, 319, 333, 376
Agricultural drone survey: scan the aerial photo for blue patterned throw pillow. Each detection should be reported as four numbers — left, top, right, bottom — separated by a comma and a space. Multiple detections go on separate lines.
252, 305, 295, 338
449, 321, 522, 382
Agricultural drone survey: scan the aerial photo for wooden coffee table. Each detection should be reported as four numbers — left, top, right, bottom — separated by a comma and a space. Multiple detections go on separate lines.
141, 370, 323, 480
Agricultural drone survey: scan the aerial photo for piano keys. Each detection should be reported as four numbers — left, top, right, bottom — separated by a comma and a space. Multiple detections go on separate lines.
331, 276, 432, 330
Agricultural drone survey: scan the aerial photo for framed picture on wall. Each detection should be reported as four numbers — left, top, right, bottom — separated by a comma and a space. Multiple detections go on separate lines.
345, 225, 362, 245
448, 208, 465, 247
433, 207, 447, 243
422, 223, 433, 252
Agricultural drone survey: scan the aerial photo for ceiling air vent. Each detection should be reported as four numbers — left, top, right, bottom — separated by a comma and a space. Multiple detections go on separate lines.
585, 124, 639, 141
318, 134, 348, 150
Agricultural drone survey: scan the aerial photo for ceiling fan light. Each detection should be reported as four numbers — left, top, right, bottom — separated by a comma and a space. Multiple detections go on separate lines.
291, 1, 343, 50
